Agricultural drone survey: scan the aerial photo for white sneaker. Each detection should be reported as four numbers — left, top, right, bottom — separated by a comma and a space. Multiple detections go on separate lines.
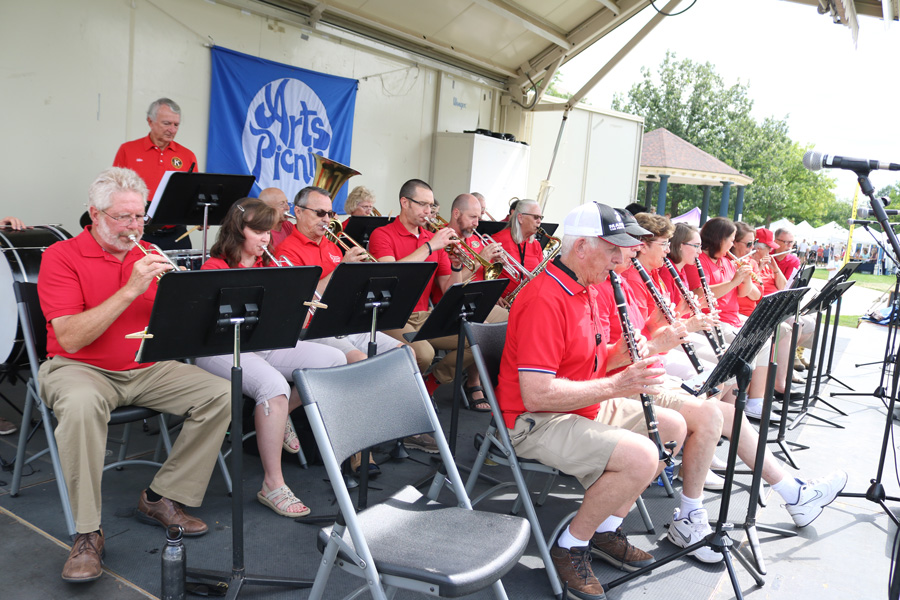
676, 468, 725, 491
785, 471, 849, 527
710, 455, 728, 470
667, 508, 723, 563
744, 399, 764, 420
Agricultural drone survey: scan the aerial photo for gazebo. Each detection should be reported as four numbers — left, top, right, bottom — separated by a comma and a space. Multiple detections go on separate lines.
639, 128, 753, 224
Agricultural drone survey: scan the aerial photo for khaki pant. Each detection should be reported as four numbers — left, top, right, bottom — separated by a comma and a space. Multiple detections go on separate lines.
383, 305, 508, 384
39, 357, 231, 534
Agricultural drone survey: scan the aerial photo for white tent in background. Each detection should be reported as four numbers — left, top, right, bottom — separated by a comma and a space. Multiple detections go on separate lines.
768, 217, 795, 233
812, 222, 849, 245
672, 207, 701, 227
794, 220, 816, 241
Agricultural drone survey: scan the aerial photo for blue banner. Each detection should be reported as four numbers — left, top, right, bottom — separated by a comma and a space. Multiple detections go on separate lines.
208, 46, 358, 211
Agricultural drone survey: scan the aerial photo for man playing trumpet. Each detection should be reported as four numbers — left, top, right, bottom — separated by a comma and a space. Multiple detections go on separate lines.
38, 167, 231, 583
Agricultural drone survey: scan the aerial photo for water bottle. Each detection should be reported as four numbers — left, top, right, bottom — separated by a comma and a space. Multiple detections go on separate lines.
656, 463, 675, 487
161, 524, 186, 600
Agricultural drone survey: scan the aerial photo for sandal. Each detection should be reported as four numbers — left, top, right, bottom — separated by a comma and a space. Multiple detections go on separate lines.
350, 451, 381, 478
257, 483, 311, 517
464, 385, 491, 412
282, 418, 300, 454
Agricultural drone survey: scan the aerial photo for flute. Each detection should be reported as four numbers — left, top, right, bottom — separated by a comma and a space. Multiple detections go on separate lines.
727, 251, 763, 284
694, 257, 728, 349
664, 258, 724, 358
609, 272, 675, 466
630, 258, 704, 375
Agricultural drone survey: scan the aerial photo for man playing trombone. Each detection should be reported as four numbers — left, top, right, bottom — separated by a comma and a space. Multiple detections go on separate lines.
37, 167, 232, 583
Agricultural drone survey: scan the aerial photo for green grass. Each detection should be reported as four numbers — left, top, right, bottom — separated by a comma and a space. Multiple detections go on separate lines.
811, 269, 895, 292
838, 314, 861, 328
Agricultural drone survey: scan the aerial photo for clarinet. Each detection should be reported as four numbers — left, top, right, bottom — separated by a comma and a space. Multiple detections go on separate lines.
630, 258, 703, 375
664, 258, 724, 358
609, 272, 675, 466
694, 257, 728, 350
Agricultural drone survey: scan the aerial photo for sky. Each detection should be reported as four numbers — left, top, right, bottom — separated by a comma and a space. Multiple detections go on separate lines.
558, 0, 900, 202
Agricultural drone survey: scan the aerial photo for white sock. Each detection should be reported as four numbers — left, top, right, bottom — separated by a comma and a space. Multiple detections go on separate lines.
557, 525, 591, 550
595, 515, 623, 534
771, 476, 803, 504
745, 397, 764, 412
679, 492, 704, 516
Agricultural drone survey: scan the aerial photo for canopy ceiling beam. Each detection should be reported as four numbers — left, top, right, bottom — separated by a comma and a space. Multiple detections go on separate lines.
470, 0, 572, 48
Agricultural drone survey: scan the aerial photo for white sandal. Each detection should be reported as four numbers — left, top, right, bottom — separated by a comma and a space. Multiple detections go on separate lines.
257, 483, 311, 517
282, 418, 300, 454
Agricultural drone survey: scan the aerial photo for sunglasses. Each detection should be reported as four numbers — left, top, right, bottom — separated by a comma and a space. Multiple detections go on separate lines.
298, 206, 337, 219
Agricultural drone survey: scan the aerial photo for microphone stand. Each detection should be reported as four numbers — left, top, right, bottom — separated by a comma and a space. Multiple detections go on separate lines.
837, 176, 900, 530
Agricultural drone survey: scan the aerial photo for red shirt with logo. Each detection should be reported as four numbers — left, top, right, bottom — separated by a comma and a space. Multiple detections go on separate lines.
113, 136, 198, 199
497, 260, 608, 428
38, 228, 159, 370
274, 228, 342, 278
491, 227, 543, 296
368, 217, 451, 312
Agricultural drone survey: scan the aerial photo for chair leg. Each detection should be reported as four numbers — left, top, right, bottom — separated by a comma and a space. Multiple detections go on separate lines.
490, 578, 511, 600
10, 389, 35, 497
34, 391, 76, 538
116, 422, 131, 468
636, 495, 655, 534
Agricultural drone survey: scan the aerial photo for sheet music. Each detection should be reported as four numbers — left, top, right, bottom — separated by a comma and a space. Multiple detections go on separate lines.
147, 171, 176, 220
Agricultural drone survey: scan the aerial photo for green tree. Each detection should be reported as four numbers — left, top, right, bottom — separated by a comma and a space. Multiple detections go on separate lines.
613, 51, 837, 226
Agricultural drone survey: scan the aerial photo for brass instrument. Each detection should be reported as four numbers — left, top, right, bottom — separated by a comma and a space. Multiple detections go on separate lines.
128, 235, 180, 281
474, 230, 532, 283
371, 207, 382, 217
260, 246, 328, 320
323, 219, 377, 262
502, 228, 562, 306
261, 246, 295, 267
424, 217, 503, 279
312, 154, 360, 200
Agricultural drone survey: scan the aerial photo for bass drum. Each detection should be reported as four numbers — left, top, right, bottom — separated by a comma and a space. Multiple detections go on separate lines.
0, 225, 71, 366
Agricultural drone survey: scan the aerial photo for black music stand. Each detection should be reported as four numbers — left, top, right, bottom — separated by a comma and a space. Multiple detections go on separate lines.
404, 280, 508, 457
475, 221, 507, 237
137, 266, 321, 599
614, 289, 807, 599
302, 261, 436, 509
148, 172, 254, 256
536, 223, 558, 250
785, 279, 856, 431
341, 216, 392, 249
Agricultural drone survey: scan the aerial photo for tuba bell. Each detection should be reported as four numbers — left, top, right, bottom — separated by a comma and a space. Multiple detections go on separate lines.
312, 154, 360, 200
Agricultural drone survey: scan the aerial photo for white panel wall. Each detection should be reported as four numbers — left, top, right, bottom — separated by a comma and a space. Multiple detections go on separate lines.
525, 102, 644, 234
0, 0, 497, 234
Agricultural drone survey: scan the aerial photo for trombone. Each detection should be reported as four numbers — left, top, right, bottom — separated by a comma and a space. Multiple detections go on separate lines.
425, 217, 504, 279
128, 235, 181, 280
260, 246, 328, 317
472, 229, 533, 283
323, 219, 378, 262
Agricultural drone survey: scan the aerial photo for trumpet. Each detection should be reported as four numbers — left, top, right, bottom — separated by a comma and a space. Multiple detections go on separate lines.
425, 217, 503, 279
323, 219, 378, 262
128, 235, 180, 281
371, 207, 382, 217
261, 245, 294, 267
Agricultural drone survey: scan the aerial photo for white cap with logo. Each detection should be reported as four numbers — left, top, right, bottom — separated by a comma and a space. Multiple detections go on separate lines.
563, 202, 642, 247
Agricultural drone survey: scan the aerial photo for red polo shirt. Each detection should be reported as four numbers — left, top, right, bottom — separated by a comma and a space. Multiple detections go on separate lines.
775, 253, 800, 281
492, 227, 543, 296
368, 217, 451, 312
113, 136, 198, 199
38, 227, 158, 371
269, 221, 295, 250
274, 228, 342, 279
684, 253, 741, 327
497, 260, 608, 429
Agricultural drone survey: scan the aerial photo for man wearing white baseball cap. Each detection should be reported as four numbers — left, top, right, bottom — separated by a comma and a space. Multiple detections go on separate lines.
497, 202, 688, 599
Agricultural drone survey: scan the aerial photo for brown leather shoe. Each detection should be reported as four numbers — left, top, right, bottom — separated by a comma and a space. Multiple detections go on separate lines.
137, 490, 208, 536
550, 544, 606, 599
61, 530, 105, 582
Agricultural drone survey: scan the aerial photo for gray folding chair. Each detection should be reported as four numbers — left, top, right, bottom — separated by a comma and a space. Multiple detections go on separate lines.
9, 281, 229, 538
293, 345, 530, 600
462, 321, 660, 600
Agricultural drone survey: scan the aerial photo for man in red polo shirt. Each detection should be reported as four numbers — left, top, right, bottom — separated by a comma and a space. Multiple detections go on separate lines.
367, 180, 470, 391
498, 201, 681, 599
491, 199, 545, 300
772, 227, 801, 281
113, 98, 197, 250
37, 167, 231, 583
259, 187, 296, 248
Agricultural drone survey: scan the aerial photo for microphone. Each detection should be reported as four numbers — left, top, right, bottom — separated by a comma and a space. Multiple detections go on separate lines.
803, 150, 900, 173
857, 207, 900, 218
848, 219, 900, 228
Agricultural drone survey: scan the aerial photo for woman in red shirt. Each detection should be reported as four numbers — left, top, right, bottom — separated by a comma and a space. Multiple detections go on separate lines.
197, 199, 347, 518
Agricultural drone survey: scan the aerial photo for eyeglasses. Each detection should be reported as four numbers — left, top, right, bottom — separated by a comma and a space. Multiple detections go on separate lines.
404, 197, 434, 209
521, 212, 544, 221
648, 240, 670, 248
297, 206, 337, 219
737, 240, 756, 246
682, 242, 701, 249
776, 239, 795, 246
100, 209, 145, 225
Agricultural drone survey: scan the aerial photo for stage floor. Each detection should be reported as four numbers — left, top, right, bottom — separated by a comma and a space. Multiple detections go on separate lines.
1, 312, 897, 600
